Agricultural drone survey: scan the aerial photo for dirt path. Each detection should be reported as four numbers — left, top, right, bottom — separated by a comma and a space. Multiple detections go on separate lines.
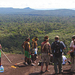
0, 54, 75, 75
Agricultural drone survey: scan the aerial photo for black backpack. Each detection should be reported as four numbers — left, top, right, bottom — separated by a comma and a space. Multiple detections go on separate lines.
53, 41, 62, 57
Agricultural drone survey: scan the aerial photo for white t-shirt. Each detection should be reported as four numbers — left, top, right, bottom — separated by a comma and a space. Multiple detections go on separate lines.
62, 55, 67, 65
70, 41, 74, 51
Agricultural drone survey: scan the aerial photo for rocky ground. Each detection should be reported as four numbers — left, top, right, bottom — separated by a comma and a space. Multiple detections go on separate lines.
0, 53, 75, 75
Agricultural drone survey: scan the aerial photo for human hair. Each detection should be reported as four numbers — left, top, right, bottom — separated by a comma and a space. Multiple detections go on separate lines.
35, 36, 38, 41
26, 37, 30, 41
44, 36, 49, 41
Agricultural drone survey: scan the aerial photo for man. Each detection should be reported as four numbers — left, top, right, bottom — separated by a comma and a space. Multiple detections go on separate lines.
0, 44, 2, 66
40, 36, 51, 73
51, 36, 66, 74
69, 35, 75, 72
22, 37, 31, 65
32, 36, 38, 64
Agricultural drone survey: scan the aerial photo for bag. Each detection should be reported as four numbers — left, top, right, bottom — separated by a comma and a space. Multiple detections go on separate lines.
53, 41, 62, 57
42, 42, 50, 53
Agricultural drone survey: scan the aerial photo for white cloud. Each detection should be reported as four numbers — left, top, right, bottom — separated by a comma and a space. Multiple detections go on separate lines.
0, 0, 75, 9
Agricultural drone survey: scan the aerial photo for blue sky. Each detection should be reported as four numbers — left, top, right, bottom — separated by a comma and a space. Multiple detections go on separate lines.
0, 0, 75, 10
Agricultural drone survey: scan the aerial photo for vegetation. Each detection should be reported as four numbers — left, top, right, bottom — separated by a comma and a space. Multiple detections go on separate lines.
0, 14, 75, 54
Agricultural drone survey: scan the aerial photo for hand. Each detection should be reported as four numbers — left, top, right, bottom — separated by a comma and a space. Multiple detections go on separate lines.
48, 53, 50, 56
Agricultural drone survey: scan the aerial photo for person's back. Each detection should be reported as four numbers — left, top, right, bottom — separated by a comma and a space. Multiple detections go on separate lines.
41, 42, 50, 53
52, 41, 65, 57
51, 36, 66, 74
40, 36, 51, 73
24, 41, 30, 51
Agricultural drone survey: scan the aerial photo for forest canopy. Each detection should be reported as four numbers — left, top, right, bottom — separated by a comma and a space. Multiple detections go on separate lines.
0, 14, 75, 54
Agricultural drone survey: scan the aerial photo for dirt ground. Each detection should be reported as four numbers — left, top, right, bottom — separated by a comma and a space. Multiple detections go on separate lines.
0, 53, 75, 75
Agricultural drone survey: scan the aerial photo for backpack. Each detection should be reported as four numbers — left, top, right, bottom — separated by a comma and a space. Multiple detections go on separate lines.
53, 41, 62, 57
42, 42, 50, 53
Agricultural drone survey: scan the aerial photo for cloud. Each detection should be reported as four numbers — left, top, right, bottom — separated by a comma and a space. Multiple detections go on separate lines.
0, 0, 75, 9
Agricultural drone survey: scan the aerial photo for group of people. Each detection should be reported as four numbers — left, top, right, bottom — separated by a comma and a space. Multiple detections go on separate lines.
0, 35, 75, 74
22, 36, 38, 66
41, 35, 66, 74
22, 35, 75, 74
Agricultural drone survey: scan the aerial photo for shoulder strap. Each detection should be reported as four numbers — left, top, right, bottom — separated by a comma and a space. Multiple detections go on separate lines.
42, 42, 49, 50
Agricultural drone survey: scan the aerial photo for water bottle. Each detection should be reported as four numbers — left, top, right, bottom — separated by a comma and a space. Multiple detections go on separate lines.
0, 65, 4, 73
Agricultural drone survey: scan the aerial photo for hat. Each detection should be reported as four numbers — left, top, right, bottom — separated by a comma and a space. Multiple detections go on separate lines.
72, 35, 75, 39
44, 36, 49, 41
55, 36, 59, 39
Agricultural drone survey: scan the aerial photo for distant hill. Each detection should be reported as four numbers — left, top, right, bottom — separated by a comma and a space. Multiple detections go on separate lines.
0, 7, 34, 14
0, 7, 75, 16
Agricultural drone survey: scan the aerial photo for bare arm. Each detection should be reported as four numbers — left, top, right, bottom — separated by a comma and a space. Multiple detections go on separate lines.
0, 44, 2, 49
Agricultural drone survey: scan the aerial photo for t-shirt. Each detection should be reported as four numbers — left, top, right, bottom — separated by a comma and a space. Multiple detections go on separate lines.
62, 55, 67, 65
70, 41, 74, 51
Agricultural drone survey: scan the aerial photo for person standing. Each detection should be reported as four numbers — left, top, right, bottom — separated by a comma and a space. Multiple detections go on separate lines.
51, 36, 66, 74
0, 44, 2, 66
69, 35, 75, 72
40, 36, 51, 73
22, 37, 31, 65
32, 36, 38, 63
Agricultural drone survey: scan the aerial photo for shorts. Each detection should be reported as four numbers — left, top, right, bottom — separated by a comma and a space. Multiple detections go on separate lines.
25, 51, 31, 58
41, 53, 50, 65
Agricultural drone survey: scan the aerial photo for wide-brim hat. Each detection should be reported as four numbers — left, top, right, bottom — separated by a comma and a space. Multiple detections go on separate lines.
55, 36, 59, 39
72, 35, 75, 39
44, 36, 49, 41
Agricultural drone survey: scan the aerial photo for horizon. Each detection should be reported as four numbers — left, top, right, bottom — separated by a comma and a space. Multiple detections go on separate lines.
0, 7, 75, 10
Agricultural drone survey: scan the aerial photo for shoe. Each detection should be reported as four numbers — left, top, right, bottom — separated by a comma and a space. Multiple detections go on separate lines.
40, 71, 44, 74
59, 70, 63, 74
55, 73, 58, 75
45, 70, 50, 72
25, 62, 28, 66
31, 63, 35, 66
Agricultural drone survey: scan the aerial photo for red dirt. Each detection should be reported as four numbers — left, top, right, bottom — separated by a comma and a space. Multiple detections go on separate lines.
0, 53, 75, 75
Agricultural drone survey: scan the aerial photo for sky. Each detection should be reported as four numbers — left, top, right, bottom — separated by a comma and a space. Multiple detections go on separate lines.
0, 0, 75, 10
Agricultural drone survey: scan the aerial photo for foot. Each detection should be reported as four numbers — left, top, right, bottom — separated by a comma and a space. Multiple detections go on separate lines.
34, 61, 36, 63
31, 63, 35, 66
36, 56, 38, 58
40, 70, 44, 74
45, 70, 50, 72
24, 62, 28, 66
59, 70, 63, 74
